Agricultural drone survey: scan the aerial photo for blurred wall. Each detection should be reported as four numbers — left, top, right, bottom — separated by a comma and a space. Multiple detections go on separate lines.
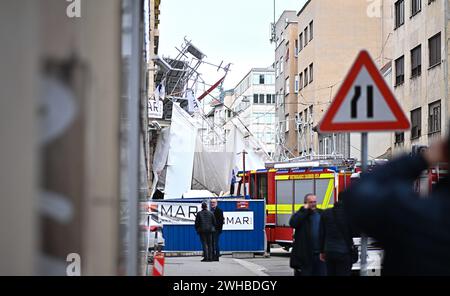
0, 0, 39, 276
0, 0, 124, 275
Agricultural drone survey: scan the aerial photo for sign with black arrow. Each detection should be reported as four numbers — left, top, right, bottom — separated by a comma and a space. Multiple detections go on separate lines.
319, 50, 410, 133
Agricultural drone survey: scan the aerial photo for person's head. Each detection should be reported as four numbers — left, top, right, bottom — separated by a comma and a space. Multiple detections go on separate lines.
304, 193, 317, 210
201, 201, 208, 210
210, 199, 218, 209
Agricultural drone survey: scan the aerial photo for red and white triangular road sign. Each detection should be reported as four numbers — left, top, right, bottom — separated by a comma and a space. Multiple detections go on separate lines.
319, 50, 410, 133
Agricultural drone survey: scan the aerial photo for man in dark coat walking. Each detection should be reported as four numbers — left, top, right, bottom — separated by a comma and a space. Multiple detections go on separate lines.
290, 193, 326, 276
195, 201, 216, 262
319, 199, 355, 276
342, 137, 450, 275
210, 199, 224, 261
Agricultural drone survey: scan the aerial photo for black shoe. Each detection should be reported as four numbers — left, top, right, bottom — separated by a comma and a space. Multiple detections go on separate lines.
213, 258, 219, 261
201, 259, 208, 262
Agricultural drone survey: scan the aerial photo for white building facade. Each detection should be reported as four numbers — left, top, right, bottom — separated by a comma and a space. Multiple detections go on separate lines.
231, 68, 277, 156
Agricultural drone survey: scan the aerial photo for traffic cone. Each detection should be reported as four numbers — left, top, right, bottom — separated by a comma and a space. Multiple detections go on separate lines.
152, 252, 165, 276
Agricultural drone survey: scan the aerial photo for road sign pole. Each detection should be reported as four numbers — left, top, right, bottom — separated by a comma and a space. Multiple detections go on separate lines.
360, 132, 368, 276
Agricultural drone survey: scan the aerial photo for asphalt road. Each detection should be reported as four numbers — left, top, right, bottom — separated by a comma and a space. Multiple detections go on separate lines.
241, 247, 292, 276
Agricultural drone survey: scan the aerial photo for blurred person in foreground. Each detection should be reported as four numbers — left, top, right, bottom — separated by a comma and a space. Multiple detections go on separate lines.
195, 201, 216, 262
342, 135, 449, 275
319, 196, 357, 276
290, 194, 326, 276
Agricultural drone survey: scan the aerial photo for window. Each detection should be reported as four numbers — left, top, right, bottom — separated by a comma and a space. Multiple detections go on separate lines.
275, 62, 279, 77
299, 33, 303, 51
266, 94, 273, 104
295, 39, 298, 56
299, 73, 303, 90
285, 77, 290, 94
429, 32, 441, 67
304, 68, 309, 87
395, 55, 405, 86
259, 74, 265, 84
295, 75, 299, 93
394, 132, 405, 144
411, 45, 422, 77
411, 0, 421, 16
285, 114, 289, 132
428, 100, 441, 134
304, 27, 308, 46
309, 63, 314, 83
259, 94, 265, 104
253, 94, 258, 104
265, 74, 275, 84
280, 57, 284, 73
285, 42, 290, 62
309, 21, 313, 41
395, 0, 405, 29
411, 108, 422, 139
300, 112, 304, 122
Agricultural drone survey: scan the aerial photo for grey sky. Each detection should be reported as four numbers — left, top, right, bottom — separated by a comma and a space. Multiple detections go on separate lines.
159, 0, 307, 92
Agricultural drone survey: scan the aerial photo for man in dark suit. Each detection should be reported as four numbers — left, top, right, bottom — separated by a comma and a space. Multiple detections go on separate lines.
210, 199, 224, 261
195, 201, 216, 262
290, 193, 326, 276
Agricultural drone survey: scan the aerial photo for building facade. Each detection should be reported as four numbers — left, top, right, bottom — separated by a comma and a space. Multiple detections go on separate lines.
389, 0, 449, 155
273, 11, 299, 160
294, 0, 392, 159
230, 68, 276, 156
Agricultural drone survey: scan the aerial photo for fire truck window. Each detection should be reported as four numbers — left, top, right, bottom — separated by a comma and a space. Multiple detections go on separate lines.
250, 175, 257, 199
294, 180, 314, 207
257, 174, 268, 201
276, 180, 294, 226
315, 179, 333, 206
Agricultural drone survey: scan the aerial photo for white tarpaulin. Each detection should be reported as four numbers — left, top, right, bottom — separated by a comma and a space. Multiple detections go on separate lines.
150, 127, 170, 198
164, 103, 198, 199
192, 119, 270, 195
227, 122, 268, 172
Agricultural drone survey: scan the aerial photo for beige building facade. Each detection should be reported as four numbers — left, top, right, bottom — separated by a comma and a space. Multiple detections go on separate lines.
273, 11, 299, 160
295, 0, 392, 160
389, 0, 449, 156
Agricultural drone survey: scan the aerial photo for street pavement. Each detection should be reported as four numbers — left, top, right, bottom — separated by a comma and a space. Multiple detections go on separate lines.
163, 247, 292, 276
242, 247, 292, 276
164, 255, 267, 276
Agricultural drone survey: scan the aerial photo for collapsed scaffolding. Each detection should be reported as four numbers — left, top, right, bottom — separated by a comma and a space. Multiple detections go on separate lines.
149, 38, 271, 199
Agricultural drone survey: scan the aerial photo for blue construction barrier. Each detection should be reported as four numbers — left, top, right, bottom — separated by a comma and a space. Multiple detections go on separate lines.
157, 198, 265, 253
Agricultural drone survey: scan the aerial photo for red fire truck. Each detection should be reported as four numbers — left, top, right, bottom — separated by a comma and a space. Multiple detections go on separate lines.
237, 158, 356, 250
